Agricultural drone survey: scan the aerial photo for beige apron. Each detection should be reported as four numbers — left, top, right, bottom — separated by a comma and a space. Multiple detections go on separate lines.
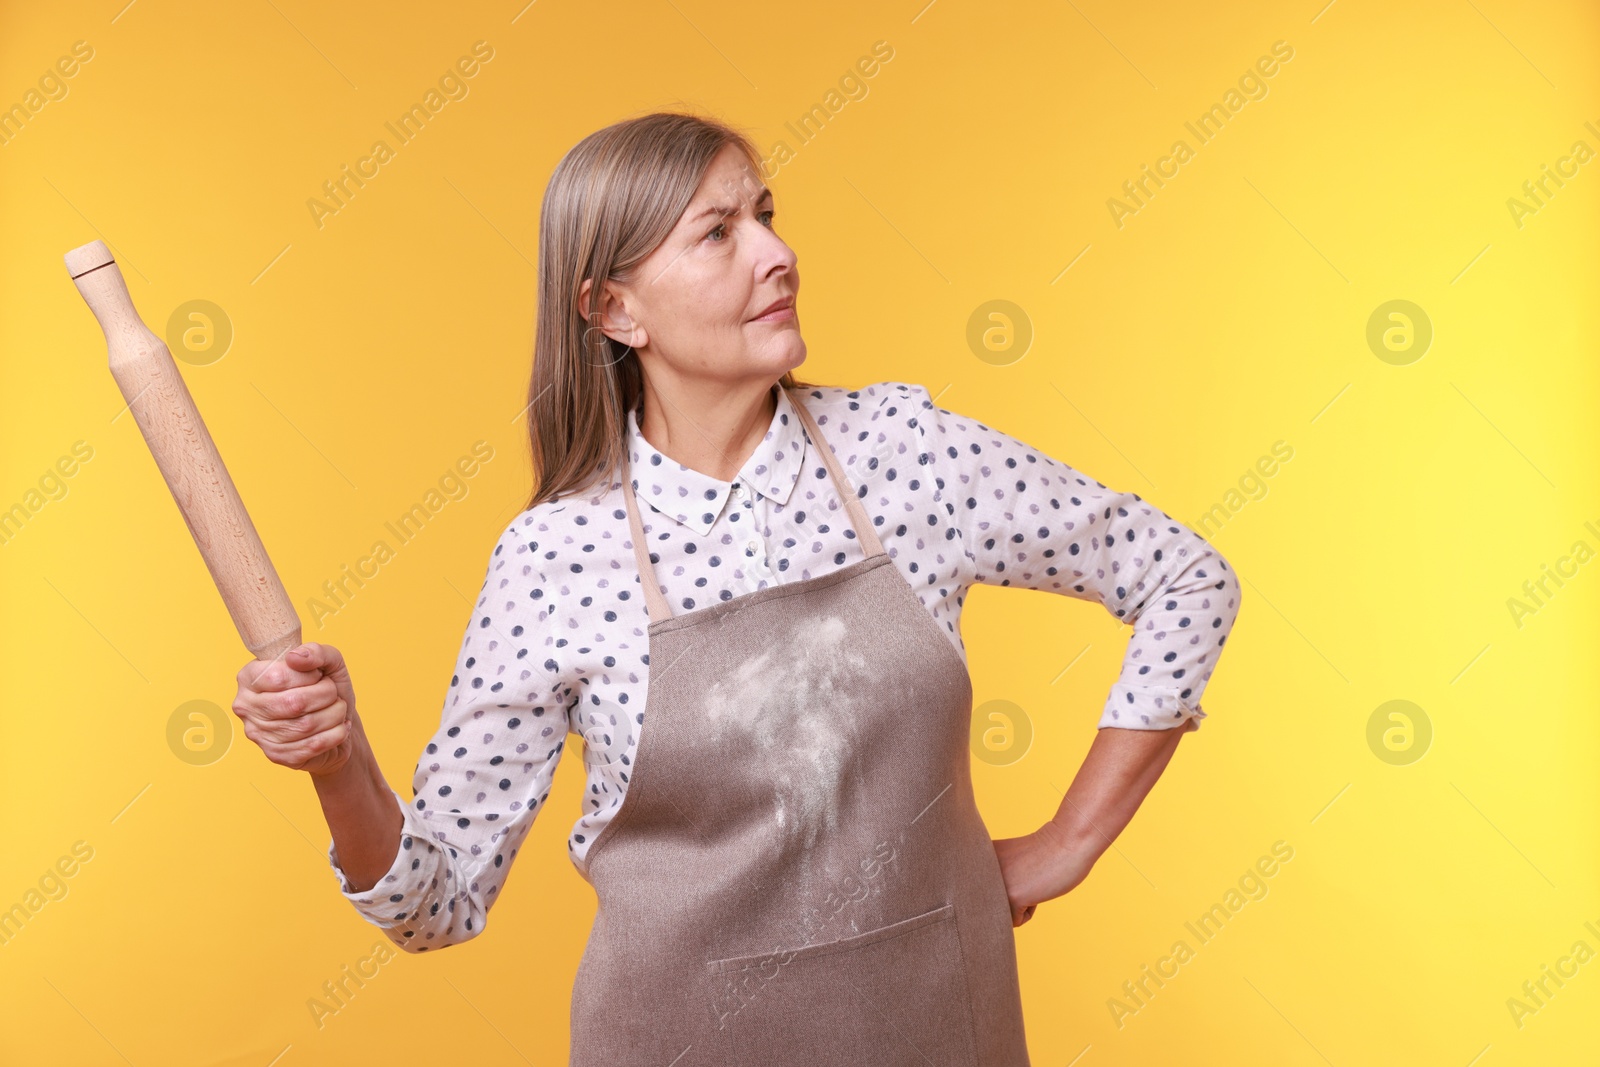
570, 386, 1031, 1065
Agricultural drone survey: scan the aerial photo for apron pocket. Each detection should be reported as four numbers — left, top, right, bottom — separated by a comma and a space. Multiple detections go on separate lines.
704, 901, 980, 1066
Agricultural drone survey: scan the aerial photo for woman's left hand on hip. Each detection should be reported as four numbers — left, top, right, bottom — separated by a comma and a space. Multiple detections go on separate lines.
991, 828, 1100, 927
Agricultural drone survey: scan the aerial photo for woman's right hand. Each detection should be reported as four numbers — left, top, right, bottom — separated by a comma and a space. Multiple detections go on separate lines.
233, 642, 360, 777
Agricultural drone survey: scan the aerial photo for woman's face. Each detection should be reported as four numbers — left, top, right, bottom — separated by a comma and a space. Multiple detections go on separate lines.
591, 143, 803, 386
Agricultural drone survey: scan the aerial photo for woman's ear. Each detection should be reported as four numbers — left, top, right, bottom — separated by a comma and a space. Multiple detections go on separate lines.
576, 277, 646, 349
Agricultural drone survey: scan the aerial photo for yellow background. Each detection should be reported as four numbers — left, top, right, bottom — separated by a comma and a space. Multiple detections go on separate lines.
3, 0, 1597, 1063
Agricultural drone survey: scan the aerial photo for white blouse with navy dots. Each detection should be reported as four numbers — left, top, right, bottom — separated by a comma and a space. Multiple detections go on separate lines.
326, 380, 1242, 952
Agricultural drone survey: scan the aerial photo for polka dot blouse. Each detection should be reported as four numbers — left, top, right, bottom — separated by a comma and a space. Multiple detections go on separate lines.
326, 380, 1242, 951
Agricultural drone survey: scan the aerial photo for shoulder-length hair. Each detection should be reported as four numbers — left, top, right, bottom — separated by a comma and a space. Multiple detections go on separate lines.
523, 109, 818, 510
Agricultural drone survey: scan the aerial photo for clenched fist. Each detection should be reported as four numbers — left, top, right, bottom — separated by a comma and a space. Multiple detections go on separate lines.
232, 642, 359, 777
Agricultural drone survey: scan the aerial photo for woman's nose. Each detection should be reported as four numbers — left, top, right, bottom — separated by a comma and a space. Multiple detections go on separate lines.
752, 222, 797, 271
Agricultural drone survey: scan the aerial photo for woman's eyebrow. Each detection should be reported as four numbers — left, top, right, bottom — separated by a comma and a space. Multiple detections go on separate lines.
686, 186, 774, 225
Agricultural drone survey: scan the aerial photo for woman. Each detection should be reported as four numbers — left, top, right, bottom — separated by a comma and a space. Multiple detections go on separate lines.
233, 111, 1241, 1064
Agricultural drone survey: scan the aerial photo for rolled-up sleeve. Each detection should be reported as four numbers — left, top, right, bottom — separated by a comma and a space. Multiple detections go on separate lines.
326, 516, 573, 951
899, 381, 1242, 731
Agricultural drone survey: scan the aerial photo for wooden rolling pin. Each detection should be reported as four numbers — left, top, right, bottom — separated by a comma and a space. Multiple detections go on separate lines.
64, 239, 301, 662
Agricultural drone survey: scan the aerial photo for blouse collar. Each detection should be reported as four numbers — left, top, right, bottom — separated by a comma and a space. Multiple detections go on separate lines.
625, 383, 808, 536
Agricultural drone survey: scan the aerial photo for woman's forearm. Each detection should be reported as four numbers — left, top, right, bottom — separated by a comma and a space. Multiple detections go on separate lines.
310, 718, 405, 894
1041, 722, 1193, 859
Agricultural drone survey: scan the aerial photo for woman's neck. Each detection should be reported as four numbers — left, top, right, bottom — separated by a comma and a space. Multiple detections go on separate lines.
637, 374, 778, 483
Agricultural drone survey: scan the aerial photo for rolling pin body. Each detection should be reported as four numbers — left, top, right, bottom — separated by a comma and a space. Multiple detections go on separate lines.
65, 239, 301, 661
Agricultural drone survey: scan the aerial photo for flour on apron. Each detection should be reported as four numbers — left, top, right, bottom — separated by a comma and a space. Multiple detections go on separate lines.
703, 614, 867, 848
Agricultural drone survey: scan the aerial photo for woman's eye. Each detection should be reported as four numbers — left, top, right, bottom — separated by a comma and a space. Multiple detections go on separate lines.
707, 211, 776, 243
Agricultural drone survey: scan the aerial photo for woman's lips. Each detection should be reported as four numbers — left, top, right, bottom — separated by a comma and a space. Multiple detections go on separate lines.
750, 304, 795, 323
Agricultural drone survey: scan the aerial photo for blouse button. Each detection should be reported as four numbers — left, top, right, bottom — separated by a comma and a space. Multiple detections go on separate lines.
744, 537, 762, 557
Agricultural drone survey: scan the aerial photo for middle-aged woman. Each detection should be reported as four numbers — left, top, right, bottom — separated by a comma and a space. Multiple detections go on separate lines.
233, 110, 1241, 1065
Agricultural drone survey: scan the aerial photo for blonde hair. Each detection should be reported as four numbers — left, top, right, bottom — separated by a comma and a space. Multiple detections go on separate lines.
523, 110, 817, 510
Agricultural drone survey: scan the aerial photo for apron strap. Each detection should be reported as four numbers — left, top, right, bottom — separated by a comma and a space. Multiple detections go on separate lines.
619, 442, 676, 625
621, 385, 887, 626
786, 387, 887, 560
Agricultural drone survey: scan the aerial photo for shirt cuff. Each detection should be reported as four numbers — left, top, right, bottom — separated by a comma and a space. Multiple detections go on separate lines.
326, 785, 414, 905
1099, 683, 1208, 730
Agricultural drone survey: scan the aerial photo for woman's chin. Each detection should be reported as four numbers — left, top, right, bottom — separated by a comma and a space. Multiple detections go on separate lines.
777, 334, 807, 372
724, 335, 806, 382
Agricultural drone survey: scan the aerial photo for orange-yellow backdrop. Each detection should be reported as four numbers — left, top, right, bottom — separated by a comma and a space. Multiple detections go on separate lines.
3, 1, 1597, 1064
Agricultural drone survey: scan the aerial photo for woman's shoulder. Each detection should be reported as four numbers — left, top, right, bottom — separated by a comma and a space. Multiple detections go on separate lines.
784, 381, 947, 488
495, 475, 625, 557
789, 378, 929, 406
788, 379, 936, 436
